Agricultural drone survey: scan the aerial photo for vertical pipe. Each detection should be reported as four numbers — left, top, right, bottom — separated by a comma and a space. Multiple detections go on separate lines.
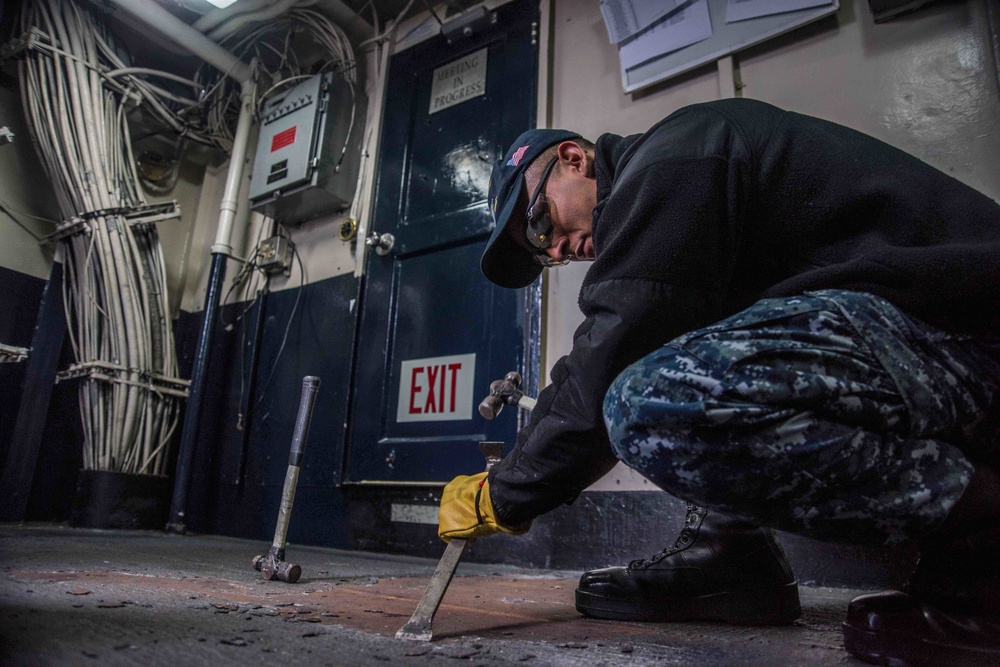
165, 252, 226, 533
352, 25, 394, 278
167, 79, 256, 533
235, 286, 269, 486
717, 55, 743, 99
213, 80, 257, 255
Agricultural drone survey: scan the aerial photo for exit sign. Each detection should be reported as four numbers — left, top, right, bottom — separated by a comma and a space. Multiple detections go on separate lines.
396, 353, 476, 423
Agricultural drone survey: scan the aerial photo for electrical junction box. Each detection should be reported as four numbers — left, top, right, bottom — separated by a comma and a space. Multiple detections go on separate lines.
249, 72, 366, 226
258, 235, 293, 275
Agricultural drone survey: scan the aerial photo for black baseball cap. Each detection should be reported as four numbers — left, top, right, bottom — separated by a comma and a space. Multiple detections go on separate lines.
482, 128, 582, 288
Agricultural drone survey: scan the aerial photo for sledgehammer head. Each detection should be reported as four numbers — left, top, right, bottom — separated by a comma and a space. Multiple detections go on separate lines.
252, 547, 301, 583
478, 372, 523, 420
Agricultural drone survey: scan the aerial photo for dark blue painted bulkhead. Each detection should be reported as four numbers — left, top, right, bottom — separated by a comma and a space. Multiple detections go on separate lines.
0, 263, 82, 523
0, 265, 46, 468
177, 270, 358, 548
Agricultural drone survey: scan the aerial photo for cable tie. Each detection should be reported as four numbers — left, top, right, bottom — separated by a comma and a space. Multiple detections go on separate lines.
80, 206, 129, 221
44, 217, 91, 243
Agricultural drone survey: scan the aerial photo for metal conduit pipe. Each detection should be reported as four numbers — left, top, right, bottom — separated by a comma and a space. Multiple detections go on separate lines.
169, 79, 257, 533
167, 252, 227, 533
193, 0, 275, 34
108, 0, 256, 532
207, 0, 312, 42
212, 80, 257, 256
108, 0, 252, 82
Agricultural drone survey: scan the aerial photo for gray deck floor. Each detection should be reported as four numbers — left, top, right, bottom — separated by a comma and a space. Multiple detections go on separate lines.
0, 524, 875, 666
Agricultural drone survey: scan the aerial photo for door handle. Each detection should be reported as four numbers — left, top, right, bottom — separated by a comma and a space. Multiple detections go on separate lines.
365, 232, 395, 256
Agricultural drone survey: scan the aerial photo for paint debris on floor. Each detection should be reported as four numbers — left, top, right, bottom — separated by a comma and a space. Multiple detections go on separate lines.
0, 524, 869, 665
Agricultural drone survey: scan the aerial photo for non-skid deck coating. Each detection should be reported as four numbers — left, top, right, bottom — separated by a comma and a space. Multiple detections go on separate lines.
0, 525, 872, 665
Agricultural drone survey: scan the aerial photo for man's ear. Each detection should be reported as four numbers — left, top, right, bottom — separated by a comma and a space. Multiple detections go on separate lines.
556, 141, 589, 175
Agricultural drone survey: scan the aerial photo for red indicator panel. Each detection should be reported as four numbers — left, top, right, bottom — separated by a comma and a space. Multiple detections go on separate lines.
271, 127, 297, 152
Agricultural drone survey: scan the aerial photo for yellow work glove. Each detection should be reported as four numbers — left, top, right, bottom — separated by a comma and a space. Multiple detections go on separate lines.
438, 472, 531, 543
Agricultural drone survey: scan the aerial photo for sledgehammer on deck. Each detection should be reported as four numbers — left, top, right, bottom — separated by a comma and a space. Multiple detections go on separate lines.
252, 375, 320, 584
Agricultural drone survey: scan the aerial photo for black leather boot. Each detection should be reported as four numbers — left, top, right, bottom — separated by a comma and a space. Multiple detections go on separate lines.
842, 525, 1000, 667
575, 505, 801, 625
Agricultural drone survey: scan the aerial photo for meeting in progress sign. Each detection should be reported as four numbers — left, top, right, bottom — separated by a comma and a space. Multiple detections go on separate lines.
429, 48, 488, 114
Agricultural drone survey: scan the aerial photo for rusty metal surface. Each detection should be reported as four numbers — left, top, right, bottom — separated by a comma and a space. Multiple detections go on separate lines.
0, 524, 869, 666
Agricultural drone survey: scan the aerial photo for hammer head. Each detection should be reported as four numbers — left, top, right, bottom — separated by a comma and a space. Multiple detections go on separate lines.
478, 372, 523, 420
252, 547, 302, 583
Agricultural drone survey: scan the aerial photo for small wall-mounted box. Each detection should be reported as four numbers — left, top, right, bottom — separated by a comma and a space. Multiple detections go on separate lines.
249, 72, 366, 226
257, 235, 294, 275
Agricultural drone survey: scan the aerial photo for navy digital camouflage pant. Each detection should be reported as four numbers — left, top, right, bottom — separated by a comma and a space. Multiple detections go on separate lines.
604, 290, 1000, 547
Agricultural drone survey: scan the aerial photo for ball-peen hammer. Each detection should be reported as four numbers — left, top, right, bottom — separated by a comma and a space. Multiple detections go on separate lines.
478, 371, 536, 419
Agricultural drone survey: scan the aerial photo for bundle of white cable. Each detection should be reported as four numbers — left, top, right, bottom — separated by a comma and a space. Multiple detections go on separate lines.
18, 0, 180, 476
15, 0, 360, 474
193, 6, 357, 151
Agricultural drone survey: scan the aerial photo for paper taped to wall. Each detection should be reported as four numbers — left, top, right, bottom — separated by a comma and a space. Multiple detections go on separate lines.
600, 0, 692, 43
726, 0, 833, 23
619, 0, 713, 71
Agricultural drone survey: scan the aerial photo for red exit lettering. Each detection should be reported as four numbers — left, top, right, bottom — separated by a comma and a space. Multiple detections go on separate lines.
409, 362, 463, 414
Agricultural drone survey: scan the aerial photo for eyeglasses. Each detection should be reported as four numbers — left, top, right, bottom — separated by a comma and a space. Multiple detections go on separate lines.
525, 157, 569, 267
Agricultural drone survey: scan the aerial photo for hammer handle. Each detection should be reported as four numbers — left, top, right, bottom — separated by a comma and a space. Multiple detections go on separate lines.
288, 376, 321, 467
272, 376, 321, 551
272, 467, 300, 552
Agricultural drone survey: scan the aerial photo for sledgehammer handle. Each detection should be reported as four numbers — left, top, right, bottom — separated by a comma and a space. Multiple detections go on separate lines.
272, 376, 321, 551
288, 376, 320, 466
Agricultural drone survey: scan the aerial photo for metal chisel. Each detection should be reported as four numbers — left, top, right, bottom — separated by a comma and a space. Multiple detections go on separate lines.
395, 440, 504, 641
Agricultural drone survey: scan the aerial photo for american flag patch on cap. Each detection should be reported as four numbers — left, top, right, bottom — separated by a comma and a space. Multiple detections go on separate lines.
506, 144, 529, 167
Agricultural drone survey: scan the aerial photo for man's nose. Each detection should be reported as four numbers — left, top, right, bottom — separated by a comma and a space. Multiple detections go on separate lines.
546, 238, 568, 261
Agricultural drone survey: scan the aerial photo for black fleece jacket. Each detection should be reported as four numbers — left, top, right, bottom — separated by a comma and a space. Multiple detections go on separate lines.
487, 98, 1000, 527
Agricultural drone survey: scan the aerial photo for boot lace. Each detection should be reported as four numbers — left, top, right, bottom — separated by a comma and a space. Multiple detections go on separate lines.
628, 504, 707, 571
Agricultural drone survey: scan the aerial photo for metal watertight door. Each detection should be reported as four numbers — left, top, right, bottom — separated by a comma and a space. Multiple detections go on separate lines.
347, 0, 540, 483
